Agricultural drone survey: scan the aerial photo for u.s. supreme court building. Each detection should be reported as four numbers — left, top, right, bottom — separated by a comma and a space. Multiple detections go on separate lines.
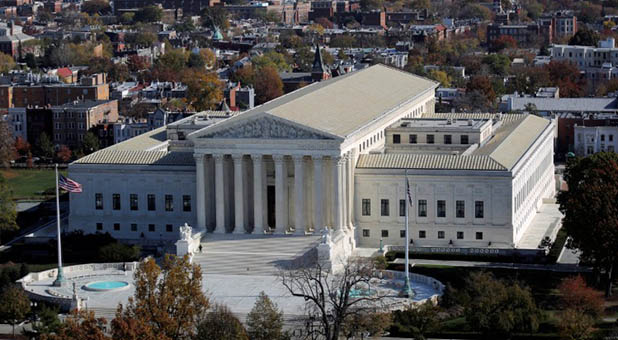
68, 64, 558, 254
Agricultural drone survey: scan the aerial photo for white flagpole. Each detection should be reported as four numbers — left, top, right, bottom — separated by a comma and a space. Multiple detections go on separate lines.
53, 164, 64, 287
404, 168, 412, 297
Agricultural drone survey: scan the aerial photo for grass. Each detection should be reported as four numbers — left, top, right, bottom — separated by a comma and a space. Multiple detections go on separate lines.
1, 168, 67, 200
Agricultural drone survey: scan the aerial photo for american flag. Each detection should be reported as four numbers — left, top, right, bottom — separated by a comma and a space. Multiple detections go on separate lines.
59, 174, 82, 193
406, 177, 413, 206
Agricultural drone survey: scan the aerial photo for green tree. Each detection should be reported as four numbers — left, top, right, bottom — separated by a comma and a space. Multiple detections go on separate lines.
252, 51, 290, 72
33, 305, 63, 336
81, 132, 100, 155
98, 242, 141, 262
36, 132, 54, 159
0, 286, 31, 337
246, 291, 288, 340
201, 6, 229, 30
195, 304, 248, 340
188, 53, 206, 69
427, 69, 451, 87
569, 28, 600, 47
0, 174, 18, 245
293, 46, 314, 72
156, 48, 189, 73
0, 121, 15, 168
0, 52, 16, 74
81, 0, 111, 15
463, 272, 541, 338
134, 5, 162, 23
558, 152, 618, 296
391, 301, 440, 340
482, 54, 511, 76
42, 310, 110, 340
112, 255, 209, 340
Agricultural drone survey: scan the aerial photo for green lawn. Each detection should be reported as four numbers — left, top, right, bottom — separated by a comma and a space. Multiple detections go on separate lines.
1, 168, 67, 200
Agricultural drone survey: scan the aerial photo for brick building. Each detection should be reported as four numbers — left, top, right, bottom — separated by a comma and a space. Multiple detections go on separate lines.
51, 99, 118, 148
0, 73, 109, 110
0, 21, 34, 57
487, 23, 551, 49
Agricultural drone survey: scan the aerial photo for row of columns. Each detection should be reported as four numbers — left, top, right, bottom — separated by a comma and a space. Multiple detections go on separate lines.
194, 153, 354, 235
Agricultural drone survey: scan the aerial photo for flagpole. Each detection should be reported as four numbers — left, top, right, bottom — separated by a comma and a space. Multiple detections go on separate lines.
53, 164, 65, 287
404, 168, 412, 297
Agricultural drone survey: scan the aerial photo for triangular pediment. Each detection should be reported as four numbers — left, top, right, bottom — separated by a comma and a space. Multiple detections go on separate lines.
194, 113, 338, 140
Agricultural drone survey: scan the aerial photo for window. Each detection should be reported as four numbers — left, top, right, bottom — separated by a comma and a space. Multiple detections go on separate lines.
165, 195, 173, 211
130, 194, 138, 211
427, 134, 434, 144
400, 230, 406, 238
457, 231, 464, 239
461, 135, 469, 144
409, 134, 417, 144
362, 229, 370, 237
476, 232, 483, 240
610, 135, 614, 142
418, 199, 427, 217
399, 199, 406, 217
475, 201, 484, 218
183, 195, 191, 212
438, 231, 445, 239
147, 194, 156, 211
96, 223, 103, 231
131, 223, 137, 232
419, 230, 426, 238
112, 194, 121, 210
437, 200, 446, 218
601, 134, 605, 141
114, 223, 120, 231
393, 134, 401, 144
380, 199, 389, 216
456, 200, 465, 218
444, 134, 452, 144
95, 193, 103, 210
362, 199, 371, 216
381, 230, 389, 238
166, 224, 173, 232
148, 224, 155, 232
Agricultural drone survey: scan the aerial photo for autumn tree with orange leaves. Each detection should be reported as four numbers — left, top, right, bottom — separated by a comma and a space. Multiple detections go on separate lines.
111, 255, 209, 340
557, 275, 605, 340
42, 310, 109, 340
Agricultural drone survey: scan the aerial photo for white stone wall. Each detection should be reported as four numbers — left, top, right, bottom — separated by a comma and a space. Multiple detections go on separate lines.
354, 170, 514, 248
68, 165, 197, 241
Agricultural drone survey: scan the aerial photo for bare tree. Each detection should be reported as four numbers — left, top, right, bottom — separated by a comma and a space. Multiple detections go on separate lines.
279, 257, 390, 340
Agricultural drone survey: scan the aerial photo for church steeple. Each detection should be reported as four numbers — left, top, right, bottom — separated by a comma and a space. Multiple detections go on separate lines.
311, 44, 331, 81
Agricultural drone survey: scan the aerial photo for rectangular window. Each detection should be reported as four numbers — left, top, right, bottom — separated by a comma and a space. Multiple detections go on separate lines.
381, 230, 388, 238
400, 230, 406, 238
114, 223, 120, 231
444, 134, 452, 144
437, 200, 446, 218
166, 224, 173, 232
419, 230, 426, 238
147, 194, 156, 211
409, 134, 417, 144
165, 195, 173, 212
362, 229, 370, 237
601, 134, 605, 141
427, 134, 434, 144
476, 232, 483, 240
148, 224, 155, 232
130, 194, 138, 211
393, 134, 401, 144
131, 223, 137, 231
362, 199, 371, 216
457, 231, 464, 239
112, 194, 120, 210
95, 193, 103, 210
418, 199, 427, 217
183, 195, 191, 212
380, 199, 389, 216
96, 222, 103, 231
610, 135, 614, 142
399, 199, 406, 217
456, 200, 465, 218
438, 231, 445, 239
475, 201, 484, 218
461, 135, 469, 144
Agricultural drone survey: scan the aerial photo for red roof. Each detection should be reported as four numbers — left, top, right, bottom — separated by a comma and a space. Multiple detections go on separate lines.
57, 67, 73, 78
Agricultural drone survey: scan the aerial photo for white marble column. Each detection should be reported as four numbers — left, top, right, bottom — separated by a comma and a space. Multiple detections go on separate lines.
341, 155, 348, 228
194, 154, 206, 231
313, 156, 323, 232
274, 155, 286, 234
347, 152, 354, 229
214, 154, 225, 233
293, 155, 305, 235
232, 154, 245, 234
251, 154, 264, 234
332, 156, 342, 230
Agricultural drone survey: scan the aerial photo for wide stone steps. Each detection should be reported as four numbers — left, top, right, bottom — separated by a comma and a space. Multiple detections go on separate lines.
192, 234, 320, 276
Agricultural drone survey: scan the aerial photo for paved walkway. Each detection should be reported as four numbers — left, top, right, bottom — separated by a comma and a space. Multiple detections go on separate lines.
516, 202, 563, 249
